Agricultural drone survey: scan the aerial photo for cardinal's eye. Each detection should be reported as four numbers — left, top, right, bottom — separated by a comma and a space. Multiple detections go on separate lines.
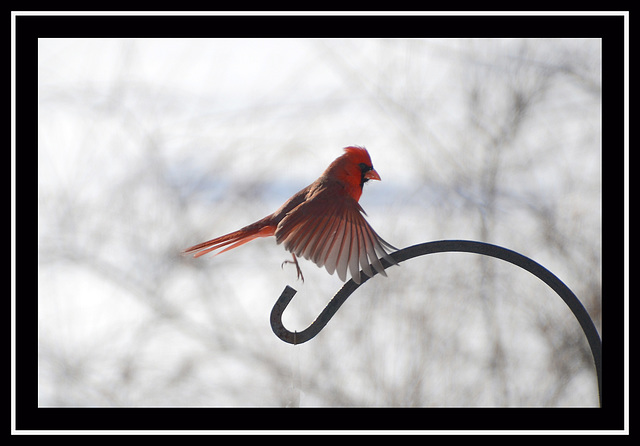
358, 163, 371, 173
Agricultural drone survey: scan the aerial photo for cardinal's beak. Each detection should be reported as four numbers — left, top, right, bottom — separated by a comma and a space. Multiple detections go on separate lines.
365, 168, 381, 181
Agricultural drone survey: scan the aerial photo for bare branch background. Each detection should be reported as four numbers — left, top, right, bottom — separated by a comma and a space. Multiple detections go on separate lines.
38, 38, 601, 407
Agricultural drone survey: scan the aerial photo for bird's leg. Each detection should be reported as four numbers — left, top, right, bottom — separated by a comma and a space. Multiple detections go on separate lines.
281, 253, 304, 283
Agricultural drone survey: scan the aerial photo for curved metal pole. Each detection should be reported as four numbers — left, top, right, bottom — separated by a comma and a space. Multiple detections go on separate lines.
270, 240, 602, 405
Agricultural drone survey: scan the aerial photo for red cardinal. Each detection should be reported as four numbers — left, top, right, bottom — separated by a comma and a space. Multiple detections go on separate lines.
183, 146, 396, 284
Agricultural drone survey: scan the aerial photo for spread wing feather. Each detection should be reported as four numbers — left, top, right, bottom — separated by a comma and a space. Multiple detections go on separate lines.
275, 193, 396, 284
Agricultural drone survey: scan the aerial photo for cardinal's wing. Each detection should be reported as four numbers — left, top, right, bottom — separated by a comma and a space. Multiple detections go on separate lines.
275, 189, 396, 284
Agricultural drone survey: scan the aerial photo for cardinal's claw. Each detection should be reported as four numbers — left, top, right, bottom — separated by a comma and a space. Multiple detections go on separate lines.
281, 253, 304, 283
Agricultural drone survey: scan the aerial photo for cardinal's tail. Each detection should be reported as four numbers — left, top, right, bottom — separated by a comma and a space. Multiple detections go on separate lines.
183, 218, 275, 258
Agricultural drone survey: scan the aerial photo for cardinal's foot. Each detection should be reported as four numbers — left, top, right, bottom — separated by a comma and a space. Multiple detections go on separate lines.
281, 253, 305, 283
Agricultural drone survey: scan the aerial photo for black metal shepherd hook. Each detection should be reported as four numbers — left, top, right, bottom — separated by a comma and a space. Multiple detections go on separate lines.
270, 240, 602, 405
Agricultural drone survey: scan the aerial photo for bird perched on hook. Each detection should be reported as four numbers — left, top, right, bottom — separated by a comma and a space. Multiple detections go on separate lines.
183, 146, 396, 284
